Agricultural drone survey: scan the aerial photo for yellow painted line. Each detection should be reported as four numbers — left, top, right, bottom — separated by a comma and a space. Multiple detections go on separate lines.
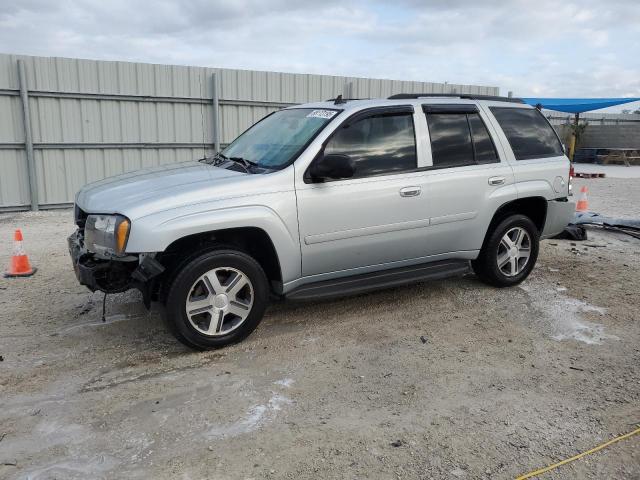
516, 425, 640, 479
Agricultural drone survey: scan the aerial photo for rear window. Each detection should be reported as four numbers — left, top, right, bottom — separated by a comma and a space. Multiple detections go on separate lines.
468, 113, 499, 164
426, 112, 498, 168
490, 107, 563, 160
426, 113, 473, 168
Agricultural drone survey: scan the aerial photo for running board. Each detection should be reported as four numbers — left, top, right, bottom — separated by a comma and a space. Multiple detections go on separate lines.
285, 260, 471, 301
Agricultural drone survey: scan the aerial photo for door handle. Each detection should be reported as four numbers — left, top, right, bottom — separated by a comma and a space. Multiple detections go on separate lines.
399, 186, 421, 197
488, 176, 505, 186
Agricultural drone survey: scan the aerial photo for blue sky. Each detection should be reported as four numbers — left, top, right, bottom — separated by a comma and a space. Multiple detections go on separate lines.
1, 0, 639, 112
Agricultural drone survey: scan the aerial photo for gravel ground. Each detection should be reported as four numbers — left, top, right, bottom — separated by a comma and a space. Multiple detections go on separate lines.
0, 178, 638, 480
572, 175, 640, 219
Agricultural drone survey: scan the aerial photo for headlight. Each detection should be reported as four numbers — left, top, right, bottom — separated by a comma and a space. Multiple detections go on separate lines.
84, 214, 130, 256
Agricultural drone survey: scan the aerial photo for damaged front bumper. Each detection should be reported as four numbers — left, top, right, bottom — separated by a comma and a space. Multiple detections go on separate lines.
68, 230, 164, 305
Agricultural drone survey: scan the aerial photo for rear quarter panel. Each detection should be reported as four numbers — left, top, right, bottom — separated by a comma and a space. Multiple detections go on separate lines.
509, 155, 570, 200
478, 101, 570, 201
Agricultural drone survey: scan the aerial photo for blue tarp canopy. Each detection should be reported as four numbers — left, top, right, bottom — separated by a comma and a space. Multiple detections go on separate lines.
521, 97, 640, 114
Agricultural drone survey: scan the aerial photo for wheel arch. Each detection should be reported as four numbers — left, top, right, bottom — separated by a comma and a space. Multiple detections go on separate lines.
158, 226, 284, 295
481, 196, 547, 249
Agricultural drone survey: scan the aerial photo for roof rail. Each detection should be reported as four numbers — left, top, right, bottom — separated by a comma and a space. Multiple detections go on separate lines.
387, 93, 525, 104
325, 97, 370, 103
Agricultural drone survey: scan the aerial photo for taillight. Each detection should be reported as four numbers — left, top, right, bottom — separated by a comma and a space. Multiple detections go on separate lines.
568, 164, 574, 195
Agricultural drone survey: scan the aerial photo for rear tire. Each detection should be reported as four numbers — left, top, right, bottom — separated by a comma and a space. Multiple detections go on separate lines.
472, 214, 539, 287
165, 248, 269, 350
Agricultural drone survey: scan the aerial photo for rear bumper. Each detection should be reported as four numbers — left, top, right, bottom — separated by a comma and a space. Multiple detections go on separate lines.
541, 199, 575, 239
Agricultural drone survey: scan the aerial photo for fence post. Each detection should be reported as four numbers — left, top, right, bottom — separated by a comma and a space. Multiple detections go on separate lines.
211, 72, 221, 153
17, 59, 38, 211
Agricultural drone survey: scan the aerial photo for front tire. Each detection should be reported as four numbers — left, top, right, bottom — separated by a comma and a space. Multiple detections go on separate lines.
472, 214, 539, 287
165, 248, 269, 350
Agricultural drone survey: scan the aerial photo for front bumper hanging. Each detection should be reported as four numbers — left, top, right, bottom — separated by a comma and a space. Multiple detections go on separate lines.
68, 230, 164, 297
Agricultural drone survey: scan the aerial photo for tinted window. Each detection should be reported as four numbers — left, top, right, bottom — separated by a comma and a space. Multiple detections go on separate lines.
426, 113, 473, 168
324, 112, 417, 178
468, 113, 498, 164
490, 107, 563, 160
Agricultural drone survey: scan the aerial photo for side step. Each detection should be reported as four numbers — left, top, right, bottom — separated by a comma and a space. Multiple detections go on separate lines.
285, 260, 471, 301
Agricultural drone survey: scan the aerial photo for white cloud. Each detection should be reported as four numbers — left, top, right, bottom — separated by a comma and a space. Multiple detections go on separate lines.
0, 0, 638, 103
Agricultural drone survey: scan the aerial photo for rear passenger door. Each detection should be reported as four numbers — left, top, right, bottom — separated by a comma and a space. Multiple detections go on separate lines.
421, 104, 516, 256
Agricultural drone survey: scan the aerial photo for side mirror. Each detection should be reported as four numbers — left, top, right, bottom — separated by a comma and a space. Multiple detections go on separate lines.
309, 154, 355, 180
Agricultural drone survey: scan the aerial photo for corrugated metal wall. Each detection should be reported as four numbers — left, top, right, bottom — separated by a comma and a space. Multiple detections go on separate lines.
0, 53, 499, 211
545, 109, 640, 126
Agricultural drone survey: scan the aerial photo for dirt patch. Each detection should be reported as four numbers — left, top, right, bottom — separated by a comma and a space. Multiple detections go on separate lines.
0, 180, 638, 479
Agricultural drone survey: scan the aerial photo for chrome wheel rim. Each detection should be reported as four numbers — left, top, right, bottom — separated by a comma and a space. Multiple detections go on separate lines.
497, 227, 531, 277
185, 267, 254, 336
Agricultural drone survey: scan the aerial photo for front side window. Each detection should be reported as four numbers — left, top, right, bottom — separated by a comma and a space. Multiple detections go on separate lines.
426, 112, 498, 168
490, 107, 563, 160
323, 112, 417, 178
222, 108, 339, 170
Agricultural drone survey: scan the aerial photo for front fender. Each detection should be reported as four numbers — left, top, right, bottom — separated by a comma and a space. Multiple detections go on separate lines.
126, 203, 301, 283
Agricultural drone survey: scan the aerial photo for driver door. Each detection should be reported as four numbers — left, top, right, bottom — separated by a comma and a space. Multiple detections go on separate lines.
295, 106, 431, 277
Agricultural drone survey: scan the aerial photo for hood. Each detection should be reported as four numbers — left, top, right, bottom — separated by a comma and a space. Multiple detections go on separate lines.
76, 161, 249, 219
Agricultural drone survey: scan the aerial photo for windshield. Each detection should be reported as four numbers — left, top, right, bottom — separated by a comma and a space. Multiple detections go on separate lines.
221, 108, 340, 170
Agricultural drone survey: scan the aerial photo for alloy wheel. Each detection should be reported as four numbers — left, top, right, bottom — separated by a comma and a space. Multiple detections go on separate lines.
185, 267, 254, 336
496, 227, 531, 277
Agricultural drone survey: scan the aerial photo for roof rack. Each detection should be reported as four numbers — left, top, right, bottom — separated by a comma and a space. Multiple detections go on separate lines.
325, 97, 370, 103
387, 93, 525, 104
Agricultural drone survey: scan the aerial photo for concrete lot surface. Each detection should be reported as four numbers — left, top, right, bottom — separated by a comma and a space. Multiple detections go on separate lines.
0, 177, 638, 479
574, 164, 640, 180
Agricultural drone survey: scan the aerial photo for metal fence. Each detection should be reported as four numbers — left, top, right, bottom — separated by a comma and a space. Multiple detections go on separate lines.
544, 109, 640, 126
553, 123, 640, 150
543, 108, 640, 150
0, 54, 499, 211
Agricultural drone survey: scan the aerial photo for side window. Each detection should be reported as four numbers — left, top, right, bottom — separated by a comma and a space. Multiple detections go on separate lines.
490, 107, 563, 160
426, 113, 473, 168
426, 111, 498, 168
324, 112, 417, 178
468, 113, 499, 164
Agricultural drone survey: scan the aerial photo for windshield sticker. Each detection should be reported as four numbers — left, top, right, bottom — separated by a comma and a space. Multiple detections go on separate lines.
306, 110, 338, 119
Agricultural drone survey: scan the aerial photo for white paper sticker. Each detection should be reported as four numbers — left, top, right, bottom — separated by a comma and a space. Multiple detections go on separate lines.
306, 109, 337, 119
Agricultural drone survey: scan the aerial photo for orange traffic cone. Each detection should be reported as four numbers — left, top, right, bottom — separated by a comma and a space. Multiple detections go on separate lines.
4, 229, 36, 277
575, 185, 589, 212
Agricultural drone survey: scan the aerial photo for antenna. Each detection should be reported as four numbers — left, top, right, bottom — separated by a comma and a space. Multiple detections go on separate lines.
334, 94, 346, 105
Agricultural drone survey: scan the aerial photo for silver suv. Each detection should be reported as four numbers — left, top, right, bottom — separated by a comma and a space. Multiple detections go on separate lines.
69, 94, 575, 349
